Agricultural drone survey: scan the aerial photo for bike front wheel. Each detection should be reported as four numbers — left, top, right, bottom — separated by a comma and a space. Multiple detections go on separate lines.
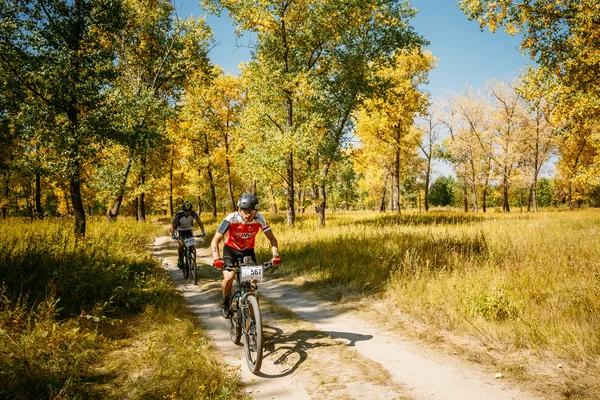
243, 295, 263, 374
190, 250, 198, 285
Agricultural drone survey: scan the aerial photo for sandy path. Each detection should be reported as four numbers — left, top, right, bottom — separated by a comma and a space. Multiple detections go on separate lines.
152, 236, 538, 400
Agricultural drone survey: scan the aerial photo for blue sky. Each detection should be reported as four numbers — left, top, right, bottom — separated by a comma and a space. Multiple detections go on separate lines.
177, 1, 533, 101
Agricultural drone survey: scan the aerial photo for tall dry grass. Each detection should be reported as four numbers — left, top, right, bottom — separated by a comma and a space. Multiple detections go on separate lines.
254, 209, 600, 376
0, 217, 244, 399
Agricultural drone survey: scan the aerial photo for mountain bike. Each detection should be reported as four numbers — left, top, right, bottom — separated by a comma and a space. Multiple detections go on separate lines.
223, 257, 277, 374
177, 235, 203, 284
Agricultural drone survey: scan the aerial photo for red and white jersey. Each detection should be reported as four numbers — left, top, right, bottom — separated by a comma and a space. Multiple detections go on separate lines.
219, 211, 271, 251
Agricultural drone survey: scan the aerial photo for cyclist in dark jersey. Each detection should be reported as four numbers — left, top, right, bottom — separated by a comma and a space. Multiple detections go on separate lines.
170, 200, 206, 268
211, 193, 280, 318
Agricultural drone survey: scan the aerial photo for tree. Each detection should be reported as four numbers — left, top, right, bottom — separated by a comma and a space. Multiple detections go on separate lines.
203, 0, 425, 225
460, 0, 600, 130
0, 0, 125, 236
487, 79, 528, 213
516, 67, 558, 212
442, 86, 494, 212
179, 68, 244, 217
415, 108, 442, 211
356, 49, 435, 214
428, 175, 456, 207
108, 0, 214, 221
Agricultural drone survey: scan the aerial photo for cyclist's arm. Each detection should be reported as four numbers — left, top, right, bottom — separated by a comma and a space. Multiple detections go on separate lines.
170, 214, 180, 237
193, 212, 206, 234
211, 231, 224, 259
263, 229, 279, 257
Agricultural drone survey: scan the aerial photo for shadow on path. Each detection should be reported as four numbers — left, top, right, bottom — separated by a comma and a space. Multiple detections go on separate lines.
258, 325, 373, 378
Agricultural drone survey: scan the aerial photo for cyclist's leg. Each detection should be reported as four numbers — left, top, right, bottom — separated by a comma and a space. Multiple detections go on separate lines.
221, 245, 243, 317
177, 230, 192, 266
222, 245, 240, 297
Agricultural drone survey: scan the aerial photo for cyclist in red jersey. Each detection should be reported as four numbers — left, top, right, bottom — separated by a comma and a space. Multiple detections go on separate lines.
211, 193, 280, 318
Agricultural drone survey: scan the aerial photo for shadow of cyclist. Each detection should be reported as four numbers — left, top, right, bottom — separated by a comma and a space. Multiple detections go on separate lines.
257, 325, 373, 378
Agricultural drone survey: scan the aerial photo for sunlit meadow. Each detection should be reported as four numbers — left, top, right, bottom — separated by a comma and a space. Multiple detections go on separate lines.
254, 209, 600, 378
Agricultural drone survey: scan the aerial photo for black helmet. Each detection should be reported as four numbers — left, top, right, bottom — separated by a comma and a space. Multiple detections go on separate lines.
181, 200, 193, 211
238, 193, 259, 210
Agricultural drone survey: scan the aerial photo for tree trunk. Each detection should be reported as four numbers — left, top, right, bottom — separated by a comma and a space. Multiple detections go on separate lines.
270, 185, 278, 214
169, 149, 174, 217
107, 151, 134, 221
297, 187, 303, 216
503, 170, 510, 213
317, 182, 326, 227
482, 186, 487, 213
316, 164, 330, 227
379, 173, 388, 212
463, 184, 468, 212
389, 172, 395, 212
519, 189, 523, 213
286, 151, 295, 225
2, 172, 8, 219
470, 159, 478, 212
70, 163, 86, 237
568, 182, 574, 210
532, 174, 538, 212
394, 149, 401, 214
424, 162, 430, 212
35, 172, 43, 219
225, 156, 236, 211
137, 155, 146, 222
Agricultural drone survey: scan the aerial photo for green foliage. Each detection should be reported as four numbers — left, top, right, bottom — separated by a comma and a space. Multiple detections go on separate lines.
536, 177, 557, 207
465, 285, 519, 321
428, 175, 456, 207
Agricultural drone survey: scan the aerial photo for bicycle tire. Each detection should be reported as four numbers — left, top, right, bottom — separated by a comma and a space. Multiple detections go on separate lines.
243, 295, 263, 374
182, 248, 190, 280
228, 298, 242, 345
190, 250, 198, 285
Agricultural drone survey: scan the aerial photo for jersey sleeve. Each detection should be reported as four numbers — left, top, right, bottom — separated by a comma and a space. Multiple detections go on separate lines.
171, 212, 182, 226
256, 213, 271, 232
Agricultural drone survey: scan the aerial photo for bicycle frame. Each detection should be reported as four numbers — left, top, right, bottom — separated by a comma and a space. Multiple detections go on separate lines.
225, 257, 273, 374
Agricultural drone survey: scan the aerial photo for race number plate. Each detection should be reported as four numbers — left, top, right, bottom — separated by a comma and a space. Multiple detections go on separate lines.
184, 237, 196, 247
241, 265, 263, 282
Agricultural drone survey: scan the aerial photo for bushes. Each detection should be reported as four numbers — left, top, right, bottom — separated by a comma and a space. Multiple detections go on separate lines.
0, 218, 243, 399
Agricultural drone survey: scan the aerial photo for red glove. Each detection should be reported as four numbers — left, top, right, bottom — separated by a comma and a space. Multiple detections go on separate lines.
272, 256, 282, 265
213, 258, 224, 269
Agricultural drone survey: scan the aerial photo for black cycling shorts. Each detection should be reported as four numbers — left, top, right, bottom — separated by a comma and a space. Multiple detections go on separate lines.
223, 244, 256, 266
177, 230, 193, 239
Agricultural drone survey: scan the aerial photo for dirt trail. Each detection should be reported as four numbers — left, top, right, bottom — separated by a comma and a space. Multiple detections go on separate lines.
152, 236, 539, 400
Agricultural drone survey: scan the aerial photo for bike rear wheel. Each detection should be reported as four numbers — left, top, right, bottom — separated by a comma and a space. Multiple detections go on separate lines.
243, 295, 263, 374
228, 297, 242, 345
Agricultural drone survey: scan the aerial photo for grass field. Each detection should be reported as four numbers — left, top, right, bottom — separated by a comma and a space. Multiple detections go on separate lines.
0, 217, 244, 399
2, 209, 599, 398
251, 208, 600, 397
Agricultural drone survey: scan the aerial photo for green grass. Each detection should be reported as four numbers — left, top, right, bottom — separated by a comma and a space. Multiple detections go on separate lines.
0, 217, 244, 399
253, 209, 600, 393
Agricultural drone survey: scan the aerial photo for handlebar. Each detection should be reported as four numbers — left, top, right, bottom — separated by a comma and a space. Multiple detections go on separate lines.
172, 233, 206, 240
220, 260, 278, 272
